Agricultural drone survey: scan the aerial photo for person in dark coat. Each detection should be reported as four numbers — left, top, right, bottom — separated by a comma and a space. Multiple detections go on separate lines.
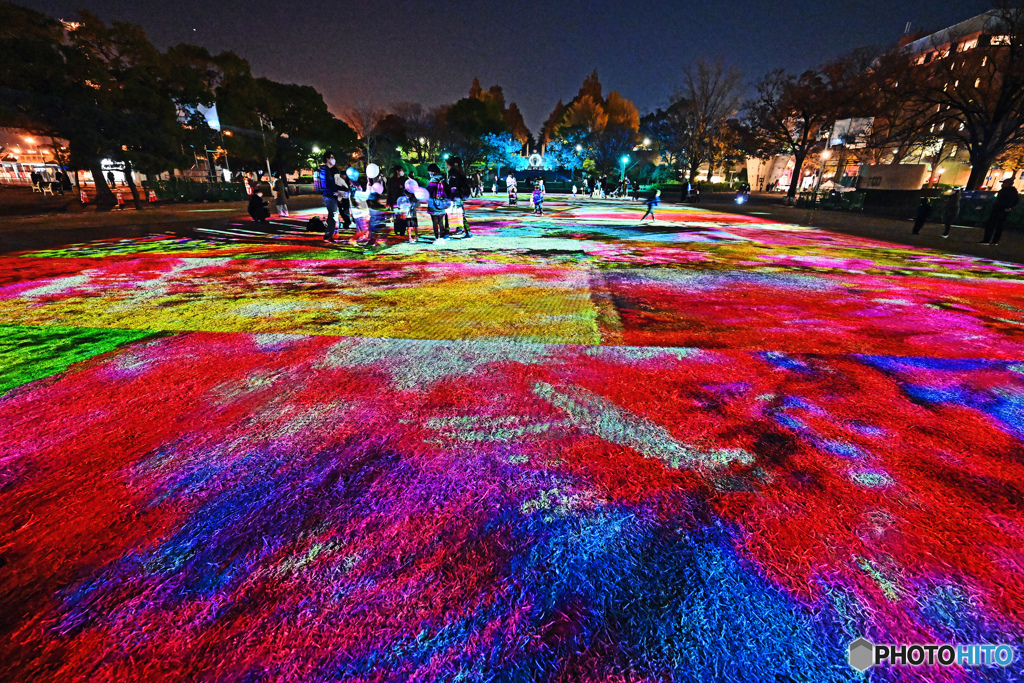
248, 189, 270, 224
911, 197, 932, 234
387, 165, 407, 235
273, 175, 289, 217
446, 156, 471, 238
982, 178, 1020, 245
942, 189, 961, 238
317, 151, 341, 242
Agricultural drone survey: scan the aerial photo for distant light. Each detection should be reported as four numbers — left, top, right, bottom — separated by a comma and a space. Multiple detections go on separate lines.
575, 144, 582, 152
223, 130, 233, 137
418, 137, 425, 144
443, 154, 450, 159
312, 146, 320, 154
621, 155, 629, 163
643, 138, 650, 146
24, 137, 35, 144
821, 150, 832, 159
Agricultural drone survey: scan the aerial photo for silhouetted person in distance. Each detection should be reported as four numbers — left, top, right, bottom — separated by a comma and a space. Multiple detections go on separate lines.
911, 197, 931, 234
942, 189, 961, 238
982, 178, 1020, 245
106, 170, 116, 188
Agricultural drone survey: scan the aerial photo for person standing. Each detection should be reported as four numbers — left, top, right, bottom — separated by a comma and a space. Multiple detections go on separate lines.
982, 178, 1020, 245
446, 156, 472, 238
507, 173, 518, 206
106, 170, 117, 188
640, 189, 661, 221
942, 188, 961, 238
387, 165, 407, 235
911, 197, 932, 234
273, 175, 289, 217
532, 182, 544, 215
427, 164, 451, 242
317, 151, 341, 243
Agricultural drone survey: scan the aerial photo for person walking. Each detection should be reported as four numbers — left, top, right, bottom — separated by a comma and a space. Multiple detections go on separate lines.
317, 151, 342, 243
427, 164, 451, 242
942, 188, 962, 238
446, 156, 472, 238
106, 170, 117, 188
982, 178, 1020, 245
912, 197, 932, 235
640, 189, 661, 221
532, 182, 544, 215
273, 175, 289, 217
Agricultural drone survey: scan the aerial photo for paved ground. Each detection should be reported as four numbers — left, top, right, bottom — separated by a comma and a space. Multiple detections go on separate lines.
1, 198, 1023, 681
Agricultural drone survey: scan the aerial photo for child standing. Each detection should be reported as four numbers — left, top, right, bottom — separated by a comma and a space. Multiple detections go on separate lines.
532, 183, 544, 215
365, 182, 387, 247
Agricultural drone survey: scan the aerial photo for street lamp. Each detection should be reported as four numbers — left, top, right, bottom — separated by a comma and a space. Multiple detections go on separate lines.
643, 137, 650, 147
620, 155, 629, 181
812, 149, 832, 202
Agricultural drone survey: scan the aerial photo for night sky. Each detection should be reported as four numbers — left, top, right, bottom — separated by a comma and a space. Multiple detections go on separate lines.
16, 0, 993, 136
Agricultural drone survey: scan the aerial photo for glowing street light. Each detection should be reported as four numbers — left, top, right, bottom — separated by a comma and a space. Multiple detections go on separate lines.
24, 136, 35, 145
620, 155, 629, 181
575, 144, 582, 152
643, 137, 650, 146
312, 146, 321, 154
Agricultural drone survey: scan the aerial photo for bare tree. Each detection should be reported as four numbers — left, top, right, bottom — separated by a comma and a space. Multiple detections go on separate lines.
747, 69, 838, 202
909, 4, 1024, 189
678, 58, 744, 183
340, 106, 385, 166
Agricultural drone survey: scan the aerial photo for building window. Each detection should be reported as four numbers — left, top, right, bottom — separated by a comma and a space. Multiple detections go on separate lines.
958, 38, 978, 51
975, 78, 981, 87
991, 35, 1011, 45
982, 56, 988, 66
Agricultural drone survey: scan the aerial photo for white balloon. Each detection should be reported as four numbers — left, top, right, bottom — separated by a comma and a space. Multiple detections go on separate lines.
413, 187, 430, 202
371, 182, 384, 194
366, 163, 380, 178
404, 178, 418, 192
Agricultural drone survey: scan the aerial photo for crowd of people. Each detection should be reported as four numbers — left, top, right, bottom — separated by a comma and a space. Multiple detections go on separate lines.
316, 151, 474, 247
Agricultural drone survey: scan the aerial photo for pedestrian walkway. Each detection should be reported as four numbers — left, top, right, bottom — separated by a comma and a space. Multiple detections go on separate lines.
2, 198, 1023, 681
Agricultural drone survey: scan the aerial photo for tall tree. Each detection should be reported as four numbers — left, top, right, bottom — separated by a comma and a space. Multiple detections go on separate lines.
747, 68, 838, 201
677, 58, 743, 185
908, 4, 1024, 189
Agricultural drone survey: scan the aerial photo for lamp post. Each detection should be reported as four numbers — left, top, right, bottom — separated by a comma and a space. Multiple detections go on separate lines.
620, 154, 629, 182
813, 149, 831, 200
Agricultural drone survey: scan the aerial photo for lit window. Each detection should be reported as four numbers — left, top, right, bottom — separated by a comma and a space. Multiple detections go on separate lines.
982, 56, 988, 66
954, 80, 959, 87
991, 35, 1011, 45
975, 78, 981, 87
958, 39, 978, 51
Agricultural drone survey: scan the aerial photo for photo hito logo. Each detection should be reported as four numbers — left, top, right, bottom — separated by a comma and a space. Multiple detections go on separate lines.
849, 637, 1015, 671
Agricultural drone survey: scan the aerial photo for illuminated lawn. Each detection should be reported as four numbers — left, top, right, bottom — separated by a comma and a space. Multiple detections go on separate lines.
2, 199, 1023, 681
